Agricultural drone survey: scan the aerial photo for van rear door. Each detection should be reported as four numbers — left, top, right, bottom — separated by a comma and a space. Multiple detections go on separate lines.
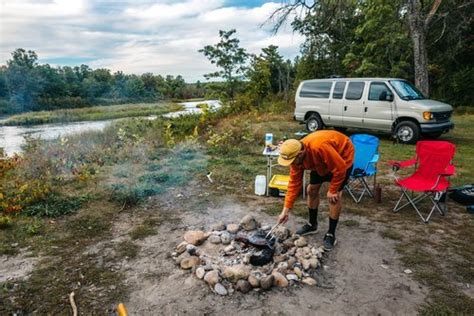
363, 82, 393, 131
342, 81, 365, 128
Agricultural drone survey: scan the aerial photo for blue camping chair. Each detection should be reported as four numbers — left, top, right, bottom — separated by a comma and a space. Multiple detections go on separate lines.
345, 134, 380, 203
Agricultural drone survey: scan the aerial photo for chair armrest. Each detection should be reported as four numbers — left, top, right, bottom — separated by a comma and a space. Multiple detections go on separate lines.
441, 165, 455, 176
388, 158, 417, 171
369, 153, 380, 164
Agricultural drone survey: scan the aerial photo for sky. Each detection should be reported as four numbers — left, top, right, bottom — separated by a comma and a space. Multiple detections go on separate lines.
0, 0, 305, 82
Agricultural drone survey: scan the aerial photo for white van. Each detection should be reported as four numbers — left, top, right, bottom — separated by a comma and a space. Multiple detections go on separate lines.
294, 78, 454, 143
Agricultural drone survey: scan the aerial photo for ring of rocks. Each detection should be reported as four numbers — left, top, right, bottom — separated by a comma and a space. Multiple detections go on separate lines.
172, 214, 325, 296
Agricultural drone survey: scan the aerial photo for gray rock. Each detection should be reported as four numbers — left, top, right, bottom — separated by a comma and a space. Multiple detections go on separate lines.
214, 283, 228, 295
274, 253, 288, 263
248, 273, 260, 288
288, 257, 297, 268
204, 270, 219, 286
176, 241, 188, 254
277, 261, 288, 272
261, 225, 271, 231
220, 231, 232, 245
272, 272, 289, 287
302, 277, 317, 286
260, 275, 274, 290
226, 223, 240, 234
209, 235, 221, 244
211, 221, 226, 231
180, 256, 200, 270
184, 230, 207, 245
294, 267, 302, 278
286, 274, 299, 281
283, 238, 295, 249
273, 226, 290, 240
295, 237, 308, 247
196, 267, 205, 279
224, 245, 235, 253
274, 243, 284, 255
186, 244, 197, 255
223, 264, 251, 283
235, 280, 252, 293
240, 214, 257, 231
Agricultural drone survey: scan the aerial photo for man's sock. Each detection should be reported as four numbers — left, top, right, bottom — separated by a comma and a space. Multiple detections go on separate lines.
309, 208, 318, 227
327, 216, 339, 236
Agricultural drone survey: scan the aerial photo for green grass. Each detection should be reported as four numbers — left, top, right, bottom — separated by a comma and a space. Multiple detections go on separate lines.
1, 102, 182, 126
1, 99, 473, 314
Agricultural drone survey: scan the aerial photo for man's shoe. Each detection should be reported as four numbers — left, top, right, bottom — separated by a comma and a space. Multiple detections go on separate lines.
296, 223, 317, 236
323, 233, 337, 251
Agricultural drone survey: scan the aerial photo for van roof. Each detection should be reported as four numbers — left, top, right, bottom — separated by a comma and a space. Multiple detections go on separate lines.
301, 78, 404, 82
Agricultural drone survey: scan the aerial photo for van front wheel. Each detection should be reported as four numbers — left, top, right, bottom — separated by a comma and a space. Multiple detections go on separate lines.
395, 121, 420, 144
306, 115, 323, 132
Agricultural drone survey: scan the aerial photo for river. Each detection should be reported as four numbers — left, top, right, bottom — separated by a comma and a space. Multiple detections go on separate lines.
0, 100, 221, 156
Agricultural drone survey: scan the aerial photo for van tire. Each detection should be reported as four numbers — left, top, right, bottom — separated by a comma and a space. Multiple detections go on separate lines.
306, 114, 323, 132
395, 121, 420, 144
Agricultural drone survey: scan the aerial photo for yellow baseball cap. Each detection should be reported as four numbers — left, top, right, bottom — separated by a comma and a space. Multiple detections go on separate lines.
278, 139, 302, 166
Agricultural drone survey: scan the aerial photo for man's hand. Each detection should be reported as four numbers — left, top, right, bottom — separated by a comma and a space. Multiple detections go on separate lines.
278, 208, 290, 224
327, 191, 340, 204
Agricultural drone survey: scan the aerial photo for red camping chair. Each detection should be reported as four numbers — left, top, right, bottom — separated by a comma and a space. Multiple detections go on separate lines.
389, 141, 456, 223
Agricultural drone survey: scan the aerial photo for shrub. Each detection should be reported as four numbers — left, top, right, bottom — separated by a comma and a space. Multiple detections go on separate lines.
23, 193, 89, 217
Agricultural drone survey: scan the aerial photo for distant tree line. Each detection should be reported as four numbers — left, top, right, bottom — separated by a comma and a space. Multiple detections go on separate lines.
200, 0, 472, 107
0, 49, 208, 114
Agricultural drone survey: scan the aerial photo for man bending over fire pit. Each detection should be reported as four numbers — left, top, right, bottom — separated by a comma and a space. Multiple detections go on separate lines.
277, 130, 354, 251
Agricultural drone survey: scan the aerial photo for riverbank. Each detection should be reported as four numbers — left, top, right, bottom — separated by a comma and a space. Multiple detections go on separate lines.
0, 102, 182, 126
0, 102, 473, 314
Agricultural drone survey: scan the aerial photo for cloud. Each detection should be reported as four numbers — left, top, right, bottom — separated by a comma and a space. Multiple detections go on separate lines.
0, 0, 304, 81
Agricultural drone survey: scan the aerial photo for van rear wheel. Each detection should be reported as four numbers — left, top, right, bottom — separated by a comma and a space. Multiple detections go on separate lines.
395, 121, 420, 144
306, 114, 323, 132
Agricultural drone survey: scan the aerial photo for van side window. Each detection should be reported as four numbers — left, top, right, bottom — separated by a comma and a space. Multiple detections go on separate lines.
345, 82, 365, 100
369, 82, 391, 101
300, 82, 332, 98
332, 82, 346, 99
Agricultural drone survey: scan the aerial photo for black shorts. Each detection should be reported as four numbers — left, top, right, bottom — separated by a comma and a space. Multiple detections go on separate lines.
309, 165, 353, 192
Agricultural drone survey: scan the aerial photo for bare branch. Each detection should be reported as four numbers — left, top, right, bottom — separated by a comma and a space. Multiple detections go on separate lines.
261, 1, 315, 34
425, 0, 442, 27
432, 15, 447, 44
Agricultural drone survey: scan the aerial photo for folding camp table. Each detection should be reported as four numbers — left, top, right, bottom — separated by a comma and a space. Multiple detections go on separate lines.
262, 146, 309, 198
262, 147, 280, 196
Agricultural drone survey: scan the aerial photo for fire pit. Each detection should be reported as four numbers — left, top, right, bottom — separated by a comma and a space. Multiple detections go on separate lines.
172, 215, 324, 295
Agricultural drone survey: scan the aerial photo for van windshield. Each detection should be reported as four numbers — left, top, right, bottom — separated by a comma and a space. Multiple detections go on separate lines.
389, 80, 425, 101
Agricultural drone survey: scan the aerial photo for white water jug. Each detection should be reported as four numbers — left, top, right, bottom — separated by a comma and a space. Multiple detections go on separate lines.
254, 175, 266, 196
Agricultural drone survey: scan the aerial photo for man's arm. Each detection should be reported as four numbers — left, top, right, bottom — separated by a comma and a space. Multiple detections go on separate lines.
278, 165, 304, 223
284, 165, 304, 209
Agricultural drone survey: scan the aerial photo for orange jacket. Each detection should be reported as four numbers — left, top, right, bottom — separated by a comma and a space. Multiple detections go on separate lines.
284, 130, 354, 209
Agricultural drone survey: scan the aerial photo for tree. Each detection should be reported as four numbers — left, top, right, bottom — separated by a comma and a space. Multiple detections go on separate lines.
343, 0, 412, 78
406, 0, 443, 96
427, 0, 474, 105
199, 29, 248, 99
247, 55, 272, 105
269, 0, 361, 80
5, 49, 43, 112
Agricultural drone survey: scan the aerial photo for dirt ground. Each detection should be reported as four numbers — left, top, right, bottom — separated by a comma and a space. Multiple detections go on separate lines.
113, 184, 426, 315
1, 181, 429, 315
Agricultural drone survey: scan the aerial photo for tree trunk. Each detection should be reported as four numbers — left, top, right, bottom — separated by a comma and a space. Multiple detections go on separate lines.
407, 0, 430, 96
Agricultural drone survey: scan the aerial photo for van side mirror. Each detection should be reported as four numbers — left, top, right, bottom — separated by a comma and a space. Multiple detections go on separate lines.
380, 91, 394, 102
